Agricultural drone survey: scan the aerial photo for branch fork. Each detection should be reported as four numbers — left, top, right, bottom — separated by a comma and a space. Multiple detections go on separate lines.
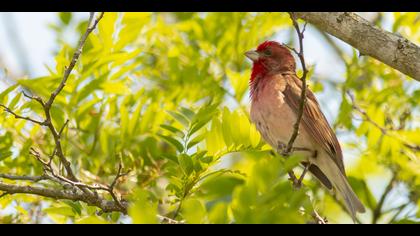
0, 12, 131, 215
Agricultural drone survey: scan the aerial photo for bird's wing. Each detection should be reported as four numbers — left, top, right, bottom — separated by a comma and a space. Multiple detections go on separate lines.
282, 73, 346, 175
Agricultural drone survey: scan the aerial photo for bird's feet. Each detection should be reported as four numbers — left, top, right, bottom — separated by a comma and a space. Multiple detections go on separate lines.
277, 141, 316, 158
287, 170, 303, 190
278, 142, 289, 157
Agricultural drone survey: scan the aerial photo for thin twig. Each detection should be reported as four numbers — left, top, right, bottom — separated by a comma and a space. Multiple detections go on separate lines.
157, 214, 184, 224
279, 13, 310, 189
310, 209, 328, 224
44, 12, 104, 110
0, 104, 45, 126
346, 90, 420, 152
109, 160, 131, 211
0, 174, 47, 182
22, 91, 44, 106
59, 119, 70, 136
0, 12, 134, 216
0, 181, 126, 214
284, 12, 309, 155
30, 147, 130, 214
372, 174, 397, 224
387, 202, 410, 223
41, 12, 104, 181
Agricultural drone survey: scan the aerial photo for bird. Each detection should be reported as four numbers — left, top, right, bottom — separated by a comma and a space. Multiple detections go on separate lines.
245, 40, 365, 221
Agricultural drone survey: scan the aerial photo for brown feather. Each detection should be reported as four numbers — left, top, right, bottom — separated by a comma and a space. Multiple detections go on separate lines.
302, 162, 333, 189
282, 74, 346, 175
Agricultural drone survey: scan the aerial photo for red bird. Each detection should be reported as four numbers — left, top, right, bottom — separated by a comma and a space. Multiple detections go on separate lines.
245, 41, 365, 221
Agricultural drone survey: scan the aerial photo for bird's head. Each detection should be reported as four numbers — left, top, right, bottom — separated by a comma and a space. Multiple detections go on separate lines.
245, 41, 296, 82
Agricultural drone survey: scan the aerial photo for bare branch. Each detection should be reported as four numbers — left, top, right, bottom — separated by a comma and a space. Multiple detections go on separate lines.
0, 104, 45, 126
22, 91, 44, 106
269, 21, 317, 213
347, 91, 420, 152
0, 174, 47, 182
372, 174, 397, 224
44, 12, 104, 110
284, 12, 309, 156
157, 214, 184, 224
41, 12, 104, 181
387, 202, 410, 223
59, 119, 70, 136
108, 160, 130, 211
310, 209, 328, 224
0, 181, 126, 214
0, 12, 135, 217
276, 13, 311, 190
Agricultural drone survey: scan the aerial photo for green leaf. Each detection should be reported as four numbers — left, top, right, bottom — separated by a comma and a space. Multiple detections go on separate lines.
181, 199, 206, 224
167, 110, 190, 127
100, 81, 130, 95
226, 68, 249, 101
8, 92, 22, 110
179, 106, 195, 120
160, 124, 185, 137
158, 134, 184, 152
161, 153, 179, 164
200, 155, 213, 164
199, 175, 245, 199
189, 118, 211, 136
44, 206, 75, 217
129, 189, 158, 224
283, 154, 305, 172
209, 202, 229, 224
178, 153, 194, 176
76, 216, 109, 224
187, 132, 206, 149
59, 12, 72, 25
0, 151, 13, 162
63, 200, 82, 216
0, 84, 18, 103
337, 95, 353, 129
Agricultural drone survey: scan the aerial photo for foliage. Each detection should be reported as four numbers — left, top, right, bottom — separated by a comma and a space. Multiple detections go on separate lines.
0, 12, 419, 224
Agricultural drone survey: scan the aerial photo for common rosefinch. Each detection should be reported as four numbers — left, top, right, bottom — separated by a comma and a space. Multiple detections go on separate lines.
245, 41, 365, 221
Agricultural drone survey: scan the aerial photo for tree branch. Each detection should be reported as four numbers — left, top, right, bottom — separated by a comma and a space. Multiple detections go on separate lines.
346, 90, 420, 152
310, 209, 328, 224
387, 202, 410, 223
0, 104, 46, 126
294, 12, 420, 82
41, 12, 104, 182
275, 17, 326, 223
0, 12, 132, 217
372, 173, 397, 224
284, 12, 309, 155
44, 12, 104, 110
279, 13, 310, 189
0, 181, 127, 214
0, 174, 47, 182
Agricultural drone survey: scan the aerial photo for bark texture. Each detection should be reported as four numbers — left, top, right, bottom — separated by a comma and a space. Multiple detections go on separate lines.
295, 12, 420, 82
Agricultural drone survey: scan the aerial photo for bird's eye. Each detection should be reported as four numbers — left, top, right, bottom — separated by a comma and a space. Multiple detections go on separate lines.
263, 49, 272, 56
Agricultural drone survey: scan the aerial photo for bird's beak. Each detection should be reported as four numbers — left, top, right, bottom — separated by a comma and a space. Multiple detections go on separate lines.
245, 50, 260, 62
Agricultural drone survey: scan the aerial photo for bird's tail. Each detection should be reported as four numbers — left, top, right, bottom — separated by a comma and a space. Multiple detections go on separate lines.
313, 157, 365, 222
332, 169, 366, 222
